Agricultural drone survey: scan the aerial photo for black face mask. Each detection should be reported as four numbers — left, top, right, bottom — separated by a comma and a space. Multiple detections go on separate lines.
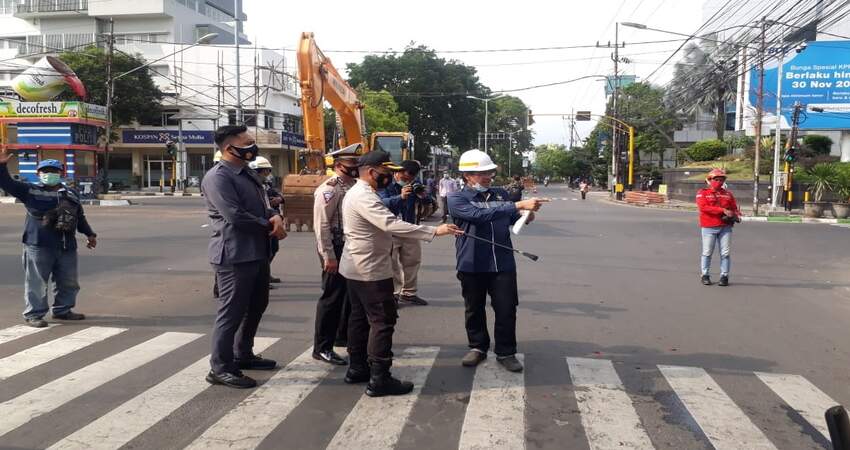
372, 169, 392, 189
340, 165, 359, 179
229, 143, 259, 162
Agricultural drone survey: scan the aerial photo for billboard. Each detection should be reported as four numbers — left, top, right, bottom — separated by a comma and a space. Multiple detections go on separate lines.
748, 40, 850, 129
121, 129, 214, 144
0, 101, 106, 121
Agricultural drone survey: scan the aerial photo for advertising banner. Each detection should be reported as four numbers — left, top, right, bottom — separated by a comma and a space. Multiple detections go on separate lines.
0, 101, 107, 121
748, 40, 850, 129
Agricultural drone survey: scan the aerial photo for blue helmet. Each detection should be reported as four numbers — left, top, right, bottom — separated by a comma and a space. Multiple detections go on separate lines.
36, 159, 64, 171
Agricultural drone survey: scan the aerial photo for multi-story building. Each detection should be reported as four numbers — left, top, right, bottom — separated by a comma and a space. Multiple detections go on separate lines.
0, 0, 303, 191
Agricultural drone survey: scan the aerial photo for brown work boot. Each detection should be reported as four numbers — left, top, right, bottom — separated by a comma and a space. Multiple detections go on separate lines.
461, 350, 487, 367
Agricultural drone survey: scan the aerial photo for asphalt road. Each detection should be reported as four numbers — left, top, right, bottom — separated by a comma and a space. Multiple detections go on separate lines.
0, 186, 848, 450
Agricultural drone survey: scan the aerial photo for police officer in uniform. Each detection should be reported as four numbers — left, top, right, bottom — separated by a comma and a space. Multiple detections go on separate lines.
201, 125, 287, 389
339, 150, 462, 396
448, 149, 545, 373
312, 143, 361, 365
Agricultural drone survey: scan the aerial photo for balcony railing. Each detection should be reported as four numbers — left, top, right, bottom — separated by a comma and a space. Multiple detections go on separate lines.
16, 0, 88, 14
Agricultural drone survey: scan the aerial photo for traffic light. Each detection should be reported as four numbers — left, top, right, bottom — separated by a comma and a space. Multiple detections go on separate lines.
165, 140, 176, 158
784, 146, 797, 163
527, 109, 534, 126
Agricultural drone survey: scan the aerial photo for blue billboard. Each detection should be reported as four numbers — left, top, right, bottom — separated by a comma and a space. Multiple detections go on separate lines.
750, 40, 850, 129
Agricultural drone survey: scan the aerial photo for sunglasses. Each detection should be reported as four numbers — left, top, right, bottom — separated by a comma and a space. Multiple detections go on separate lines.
711, 177, 726, 181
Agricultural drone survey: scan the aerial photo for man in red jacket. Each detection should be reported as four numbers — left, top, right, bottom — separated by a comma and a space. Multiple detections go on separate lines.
695, 168, 740, 286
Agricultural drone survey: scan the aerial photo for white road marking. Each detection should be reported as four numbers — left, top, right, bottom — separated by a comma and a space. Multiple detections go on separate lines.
0, 324, 57, 345
185, 347, 335, 450
659, 365, 777, 450
567, 357, 654, 450
326, 346, 439, 450
459, 354, 526, 450
0, 332, 202, 437
755, 372, 838, 442
0, 327, 126, 381
48, 337, 279, 450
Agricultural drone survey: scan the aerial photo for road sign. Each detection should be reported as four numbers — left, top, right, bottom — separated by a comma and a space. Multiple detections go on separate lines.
575, 111, 592, 121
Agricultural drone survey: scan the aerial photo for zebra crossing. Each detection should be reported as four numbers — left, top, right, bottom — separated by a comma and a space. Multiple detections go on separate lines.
0, 324, 840, 450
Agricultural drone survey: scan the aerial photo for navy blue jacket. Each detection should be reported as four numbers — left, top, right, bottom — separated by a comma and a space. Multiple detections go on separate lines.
379, 181, 432, 224
201, 160, 277, 265
448, 186, 521, 273
0, 163, 95, 251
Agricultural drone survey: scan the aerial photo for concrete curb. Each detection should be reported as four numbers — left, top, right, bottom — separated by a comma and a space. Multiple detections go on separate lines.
113, 192, 202, 198
741, 216, 849, 224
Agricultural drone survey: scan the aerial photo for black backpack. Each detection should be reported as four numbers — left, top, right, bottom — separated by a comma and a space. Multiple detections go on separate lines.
42, 192, 79, 233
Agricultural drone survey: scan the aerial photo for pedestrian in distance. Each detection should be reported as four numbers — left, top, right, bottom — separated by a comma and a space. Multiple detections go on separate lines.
0, 151, 96, 328
201, 125, 287, 389
311, 143, 361, 366
339, 150, 462, 397
379, 160, 434, 306
696, 168, 740, 287
579, 180, 589, 200
249, 156, 285, 288
448, 149, 547, 373
438, 172, 459, 223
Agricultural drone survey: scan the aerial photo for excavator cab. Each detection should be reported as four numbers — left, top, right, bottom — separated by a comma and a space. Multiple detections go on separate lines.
371, 132, 413, 164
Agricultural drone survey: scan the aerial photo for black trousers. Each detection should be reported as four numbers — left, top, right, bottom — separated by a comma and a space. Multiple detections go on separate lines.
347, 278, 397, 367
581, 191, 587, 200
210, 260, 270, 374
314, 245, 350, 353
458, 271, 518, 357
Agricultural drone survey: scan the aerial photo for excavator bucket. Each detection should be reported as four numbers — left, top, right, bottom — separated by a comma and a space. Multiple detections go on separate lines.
282, 174, 329, 232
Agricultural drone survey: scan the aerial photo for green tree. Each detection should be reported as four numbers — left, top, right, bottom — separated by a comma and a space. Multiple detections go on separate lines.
59, 46, 162, 127
618, 82, 679, 168
533, 144, 577, 179
358, 87, 408, 132
485, 95, 533, 176
666, 35, 738, 139
347, 44, 487, 163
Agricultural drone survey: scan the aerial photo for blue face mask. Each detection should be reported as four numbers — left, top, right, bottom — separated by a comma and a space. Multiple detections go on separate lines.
471, 183, 488, 193
39, 173, 61, 186
397, 180, 409, 187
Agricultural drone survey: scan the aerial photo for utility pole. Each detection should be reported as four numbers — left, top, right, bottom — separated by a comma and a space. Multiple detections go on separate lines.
568, 108, 575, 149
753, 17, 767, 216
103, 17, 114, 194
771, 23, 786, 210
233, 0, 242, 124
598, 23, 626, 198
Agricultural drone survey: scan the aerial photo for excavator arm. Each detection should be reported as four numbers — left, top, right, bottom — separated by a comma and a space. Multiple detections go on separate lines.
297, 32, 366, 172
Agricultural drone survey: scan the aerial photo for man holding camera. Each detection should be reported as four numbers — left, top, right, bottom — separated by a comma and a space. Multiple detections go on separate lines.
379, 160, 433, 306
696, 168, 740, 287
0, 151, 96, 328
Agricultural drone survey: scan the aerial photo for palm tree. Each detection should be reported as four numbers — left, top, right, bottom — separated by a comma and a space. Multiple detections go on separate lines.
666, 34, 740, 140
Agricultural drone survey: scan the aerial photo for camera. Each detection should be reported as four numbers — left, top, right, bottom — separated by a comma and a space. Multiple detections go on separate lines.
412, 183, 426, 195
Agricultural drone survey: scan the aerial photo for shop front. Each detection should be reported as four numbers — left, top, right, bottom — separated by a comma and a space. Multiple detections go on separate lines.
0, 101, 106, 197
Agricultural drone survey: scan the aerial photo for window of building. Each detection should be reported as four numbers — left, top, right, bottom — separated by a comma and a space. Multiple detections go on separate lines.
281, 113, 303, 135
227, 109, 236, 125
0, 0, 19, 15
243, 109, 258, 127
264, 110, 275, 129
162, 109, 180, 127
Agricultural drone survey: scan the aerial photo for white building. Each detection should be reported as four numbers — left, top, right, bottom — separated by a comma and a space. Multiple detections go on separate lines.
0, 0, 303, 190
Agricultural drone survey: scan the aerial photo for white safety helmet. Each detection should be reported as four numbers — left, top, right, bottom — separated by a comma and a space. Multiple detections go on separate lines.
249, 156, 273, 170
213, 150, 222, 162
458, 149, 497, 172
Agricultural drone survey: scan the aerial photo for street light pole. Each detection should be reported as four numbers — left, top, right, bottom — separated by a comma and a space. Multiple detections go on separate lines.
753, 18, 767, 216
103, 17, 114, 193
467, 94, 502, 154
234, 0, 242, 124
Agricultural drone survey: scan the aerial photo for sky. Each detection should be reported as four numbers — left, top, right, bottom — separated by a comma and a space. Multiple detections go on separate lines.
242, 0, 705, 148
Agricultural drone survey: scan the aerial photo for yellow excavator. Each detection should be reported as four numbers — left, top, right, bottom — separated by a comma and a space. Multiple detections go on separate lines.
282, 32, 414, 231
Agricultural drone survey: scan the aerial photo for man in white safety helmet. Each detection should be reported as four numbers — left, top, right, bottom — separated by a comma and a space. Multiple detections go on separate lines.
249, 156, 285, 287
447, 149, 546, 373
